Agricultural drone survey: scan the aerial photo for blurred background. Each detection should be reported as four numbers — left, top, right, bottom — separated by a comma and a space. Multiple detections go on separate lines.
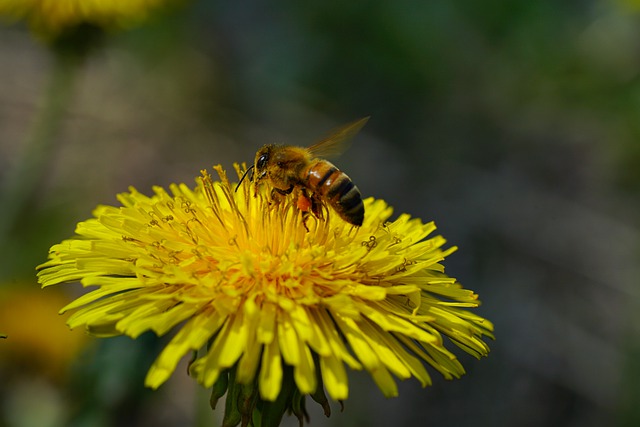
1, 0, 640, 426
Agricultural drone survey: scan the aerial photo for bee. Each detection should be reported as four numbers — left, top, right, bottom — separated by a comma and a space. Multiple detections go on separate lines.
238, 117, 368, 227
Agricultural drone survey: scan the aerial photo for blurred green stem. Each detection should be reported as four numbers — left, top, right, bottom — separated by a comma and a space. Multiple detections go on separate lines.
196, 382, 218, 427
0, 49, 80, 240
619, 305, 640, 426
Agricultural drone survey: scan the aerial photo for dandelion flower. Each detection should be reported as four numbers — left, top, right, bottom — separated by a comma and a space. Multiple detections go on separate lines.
37, 165, 493, 425
0, 0, 178, 39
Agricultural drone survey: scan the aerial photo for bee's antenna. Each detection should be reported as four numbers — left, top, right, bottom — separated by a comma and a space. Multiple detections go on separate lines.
235, 165, 255, 192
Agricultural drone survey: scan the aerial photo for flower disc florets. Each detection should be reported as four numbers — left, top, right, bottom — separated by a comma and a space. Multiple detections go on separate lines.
38, 165, 493, 413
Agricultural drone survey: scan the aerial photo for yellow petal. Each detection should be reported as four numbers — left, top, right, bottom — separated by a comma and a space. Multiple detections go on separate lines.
293, 343, 316, 394
320, 355, 349, 401
332, 313, 380, 371
259, 338, 282, 401
146, 310, 225, 389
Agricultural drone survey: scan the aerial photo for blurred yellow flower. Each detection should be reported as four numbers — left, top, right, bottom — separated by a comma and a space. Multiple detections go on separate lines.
37, 165, 493, 424
0, 0, 177, 38
0, 286, 89, 382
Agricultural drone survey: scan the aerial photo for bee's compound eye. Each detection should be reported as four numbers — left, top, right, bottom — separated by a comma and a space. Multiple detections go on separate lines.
257, 154, 268, 170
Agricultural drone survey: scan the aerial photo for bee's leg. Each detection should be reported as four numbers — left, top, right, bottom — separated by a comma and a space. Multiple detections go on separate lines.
295, 189, 314, 232
301, 211, 312, 232
274, 185, 294, 195
296, 189, 312, 212
268, 185, 294, 206
309, 193, 324, 221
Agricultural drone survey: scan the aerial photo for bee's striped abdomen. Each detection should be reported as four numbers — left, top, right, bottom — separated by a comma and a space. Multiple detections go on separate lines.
305, 160, 364, 226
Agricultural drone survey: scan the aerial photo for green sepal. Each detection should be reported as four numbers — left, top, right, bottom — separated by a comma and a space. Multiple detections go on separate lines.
258, 366, 295, 427
238, 377, 258, 427
209, 358, 336, 427
289, 388, 309, 427
310, 354, 331, 417
210, 369, 230, 410
222, 367, 242, 427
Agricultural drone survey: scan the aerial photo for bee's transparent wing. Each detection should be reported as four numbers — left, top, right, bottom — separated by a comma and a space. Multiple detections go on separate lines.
306, 117, 369, 158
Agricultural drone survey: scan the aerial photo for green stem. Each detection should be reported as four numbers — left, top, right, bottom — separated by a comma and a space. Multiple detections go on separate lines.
0, 49, 81, 240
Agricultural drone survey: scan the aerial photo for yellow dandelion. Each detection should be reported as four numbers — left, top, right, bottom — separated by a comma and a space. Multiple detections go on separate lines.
0, 0, 178, 39
37, 165, 493, 425
0, 286, 89, 381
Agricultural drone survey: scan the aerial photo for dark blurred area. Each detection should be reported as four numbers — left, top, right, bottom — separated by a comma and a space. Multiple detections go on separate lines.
1, 1, 640, 426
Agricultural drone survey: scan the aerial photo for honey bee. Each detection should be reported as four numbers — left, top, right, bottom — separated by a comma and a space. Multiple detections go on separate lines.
239, 117, 369, 227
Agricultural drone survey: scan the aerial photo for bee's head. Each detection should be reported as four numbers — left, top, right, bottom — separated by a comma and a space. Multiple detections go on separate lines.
235, 145, 271, 193
254, 145, 274, 180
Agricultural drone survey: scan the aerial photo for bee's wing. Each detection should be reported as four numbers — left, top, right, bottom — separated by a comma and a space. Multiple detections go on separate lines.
306, 117, 369, 158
